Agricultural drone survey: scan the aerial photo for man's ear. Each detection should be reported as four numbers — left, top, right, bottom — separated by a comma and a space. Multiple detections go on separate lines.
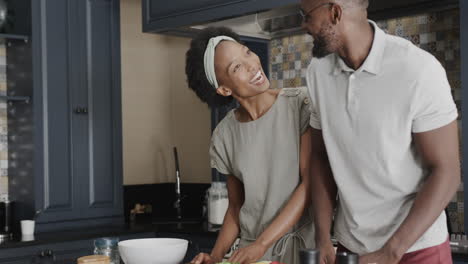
331, 4, 343, 25
216, 85, 233, 97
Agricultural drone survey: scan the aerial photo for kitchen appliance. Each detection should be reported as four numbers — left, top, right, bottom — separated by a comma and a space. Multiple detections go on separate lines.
299, 249, 320, 264
118, 238, 188, 264
336, 252, 359, 264
0, 198, 13, 243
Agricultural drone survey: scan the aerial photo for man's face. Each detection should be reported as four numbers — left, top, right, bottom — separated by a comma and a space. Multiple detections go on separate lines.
300, 0, 341, 58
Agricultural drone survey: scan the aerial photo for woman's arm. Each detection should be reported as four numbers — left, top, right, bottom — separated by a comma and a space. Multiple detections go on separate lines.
228, 128, 313, 264
192, 175, 245, 264
211, 175, 245, 259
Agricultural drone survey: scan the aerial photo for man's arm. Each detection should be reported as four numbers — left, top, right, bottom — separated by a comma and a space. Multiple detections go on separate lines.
310, 128, 338, 264
360, 120, 461, 263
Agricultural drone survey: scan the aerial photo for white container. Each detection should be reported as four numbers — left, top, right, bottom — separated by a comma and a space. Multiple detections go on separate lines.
207, 182, 229, 225
20, 220, 35, 236
118, 238, 188, 264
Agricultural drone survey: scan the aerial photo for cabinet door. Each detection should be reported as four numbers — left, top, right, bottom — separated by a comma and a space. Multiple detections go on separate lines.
77, 0, 123, 219
33, 0, 83, 224
142, 0, 297, 33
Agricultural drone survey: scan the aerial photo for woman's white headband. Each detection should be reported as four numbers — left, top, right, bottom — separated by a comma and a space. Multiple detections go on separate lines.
203, 36, 237, 89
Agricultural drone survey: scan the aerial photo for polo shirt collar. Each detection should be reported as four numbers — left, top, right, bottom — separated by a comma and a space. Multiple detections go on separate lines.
331, 20, 386, 76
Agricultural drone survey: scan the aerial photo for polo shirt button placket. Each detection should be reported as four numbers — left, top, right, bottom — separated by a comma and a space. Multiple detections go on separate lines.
347, 74, 358, 116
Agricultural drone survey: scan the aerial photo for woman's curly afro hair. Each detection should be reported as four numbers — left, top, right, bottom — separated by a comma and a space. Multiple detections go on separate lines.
185, 27, 241, 108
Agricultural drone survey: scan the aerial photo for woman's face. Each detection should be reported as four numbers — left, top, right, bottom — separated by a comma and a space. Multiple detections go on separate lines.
214, 41, 270, 98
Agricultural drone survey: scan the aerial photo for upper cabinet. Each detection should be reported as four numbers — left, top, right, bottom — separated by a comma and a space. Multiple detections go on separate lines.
142, 0, 297, 33
7, 0, 123, 232
368, 0, 459, 20
142, 0, 459, 34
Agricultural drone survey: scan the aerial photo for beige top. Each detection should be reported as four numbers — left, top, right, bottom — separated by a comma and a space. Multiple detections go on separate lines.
306, 20, 457, 254
77, 255, 110, 264
210, 87, 315, 264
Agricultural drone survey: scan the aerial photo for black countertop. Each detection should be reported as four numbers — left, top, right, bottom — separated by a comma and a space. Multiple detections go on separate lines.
1, 223, 467, 263
0, 221, 218, 250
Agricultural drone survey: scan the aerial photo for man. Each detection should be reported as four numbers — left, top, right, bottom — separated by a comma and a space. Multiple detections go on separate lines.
301, 0, 461, 263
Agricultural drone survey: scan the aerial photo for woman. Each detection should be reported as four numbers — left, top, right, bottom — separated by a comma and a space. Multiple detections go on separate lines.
186, 27, 314, 264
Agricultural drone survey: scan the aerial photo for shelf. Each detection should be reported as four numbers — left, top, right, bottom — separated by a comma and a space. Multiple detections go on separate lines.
0, 95, 31, 103
0, 33, 29, 42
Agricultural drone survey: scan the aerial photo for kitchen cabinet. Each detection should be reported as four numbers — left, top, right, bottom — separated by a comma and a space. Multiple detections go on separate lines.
142, 0, 297, 34
461, 0, 468, 231
143, 0, 459, 34
368, 0, 458, 20
8, 0, 123, 232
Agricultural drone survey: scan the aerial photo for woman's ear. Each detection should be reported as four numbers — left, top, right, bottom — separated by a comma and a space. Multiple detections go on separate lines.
216, 85, 233, 97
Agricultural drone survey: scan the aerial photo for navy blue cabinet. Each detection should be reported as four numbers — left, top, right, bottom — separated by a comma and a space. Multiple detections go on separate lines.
142, 0, 297, 33
142, 0, 459, 34
8, 0, 123, 232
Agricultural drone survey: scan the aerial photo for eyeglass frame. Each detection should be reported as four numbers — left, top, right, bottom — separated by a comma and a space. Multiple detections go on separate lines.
299, 2, 334, 23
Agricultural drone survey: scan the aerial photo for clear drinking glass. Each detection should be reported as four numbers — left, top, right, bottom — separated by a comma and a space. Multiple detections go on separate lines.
94, 237, 120, 264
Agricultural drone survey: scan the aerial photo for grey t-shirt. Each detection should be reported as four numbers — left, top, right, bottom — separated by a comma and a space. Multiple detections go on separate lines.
210, 87, 315, 263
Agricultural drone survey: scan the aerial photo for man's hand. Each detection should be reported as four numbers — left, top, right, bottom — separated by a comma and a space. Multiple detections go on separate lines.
317, 241, 336, 264
227, 242, 268, 264
190, 253, 220, 264
359, 246, 402, 264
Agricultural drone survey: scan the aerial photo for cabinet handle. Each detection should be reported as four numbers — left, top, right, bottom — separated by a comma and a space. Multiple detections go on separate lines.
74, 107, 89, 115
39, 249, 55, 258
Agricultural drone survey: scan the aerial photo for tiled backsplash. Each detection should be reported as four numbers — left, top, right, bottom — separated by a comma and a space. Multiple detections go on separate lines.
269, 9, 463, 232
0, 42, 7, 199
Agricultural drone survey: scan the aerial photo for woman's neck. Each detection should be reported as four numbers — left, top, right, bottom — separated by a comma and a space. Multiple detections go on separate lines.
235, 89, 281, 122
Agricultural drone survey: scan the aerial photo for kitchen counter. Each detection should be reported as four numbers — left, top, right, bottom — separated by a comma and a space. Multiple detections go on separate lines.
0, 221, 218, 250
451, 245, 468, 262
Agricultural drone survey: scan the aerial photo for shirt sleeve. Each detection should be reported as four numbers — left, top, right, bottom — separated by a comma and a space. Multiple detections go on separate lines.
411, 59, 458, 133
306, 63, 322, 130
209, 132, 232, 175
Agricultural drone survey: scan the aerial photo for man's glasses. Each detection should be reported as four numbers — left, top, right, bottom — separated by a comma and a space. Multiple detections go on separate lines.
299, 2, 334, 23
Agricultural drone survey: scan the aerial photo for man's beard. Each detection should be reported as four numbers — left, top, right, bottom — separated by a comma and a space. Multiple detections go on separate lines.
311, 23, 337, 59
312, 36, 332, 58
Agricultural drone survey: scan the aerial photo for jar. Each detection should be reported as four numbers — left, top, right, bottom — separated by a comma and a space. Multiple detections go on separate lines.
207, 182, 229, 226
93, 237, 120, 264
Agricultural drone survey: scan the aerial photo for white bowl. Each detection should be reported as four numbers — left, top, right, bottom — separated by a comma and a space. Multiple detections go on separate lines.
118, 238, 189, 264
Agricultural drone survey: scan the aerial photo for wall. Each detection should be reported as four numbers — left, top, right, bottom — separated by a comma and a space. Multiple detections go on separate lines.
269, 9, 463, 232
120, 0, 211, 185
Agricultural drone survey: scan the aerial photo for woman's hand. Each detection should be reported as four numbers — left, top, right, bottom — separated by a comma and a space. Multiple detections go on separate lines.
227, 242, 268, 264
190, 253, 220, 264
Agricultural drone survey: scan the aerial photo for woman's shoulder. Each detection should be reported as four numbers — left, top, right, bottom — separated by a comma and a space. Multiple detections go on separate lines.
279, 87, 310, 106
211, 110, 236, 141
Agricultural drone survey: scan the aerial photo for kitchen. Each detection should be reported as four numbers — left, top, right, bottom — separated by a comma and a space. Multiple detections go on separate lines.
0, 0, 467, 263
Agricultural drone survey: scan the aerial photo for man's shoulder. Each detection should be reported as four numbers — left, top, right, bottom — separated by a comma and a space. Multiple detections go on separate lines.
383, 33, 437, 68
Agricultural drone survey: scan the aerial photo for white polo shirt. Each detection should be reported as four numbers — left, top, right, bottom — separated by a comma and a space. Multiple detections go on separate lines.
306, 21, 458, 254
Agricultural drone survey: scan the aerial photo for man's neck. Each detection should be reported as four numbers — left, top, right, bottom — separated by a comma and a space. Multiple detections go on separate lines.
338, 20, 374, 70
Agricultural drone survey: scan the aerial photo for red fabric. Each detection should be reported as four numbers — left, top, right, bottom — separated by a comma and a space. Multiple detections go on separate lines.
337, 238, 452, 264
